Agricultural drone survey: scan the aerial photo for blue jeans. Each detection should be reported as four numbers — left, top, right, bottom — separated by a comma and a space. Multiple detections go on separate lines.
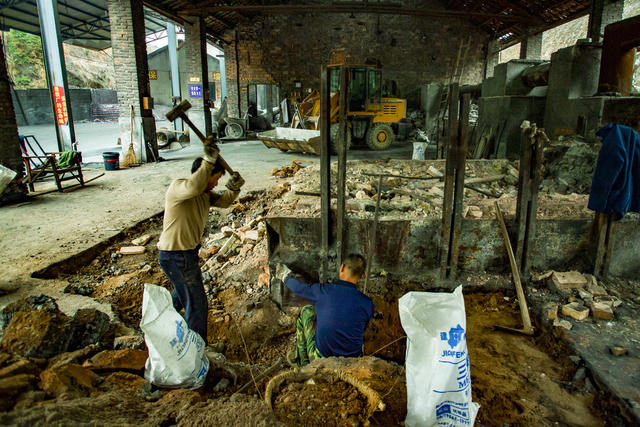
158, 249, 208, 344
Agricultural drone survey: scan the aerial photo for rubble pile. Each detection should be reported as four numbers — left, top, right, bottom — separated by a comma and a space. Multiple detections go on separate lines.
530, 270, 623, 331
541, 136, 600, 194
268, 159, 593, 219
270, 161, 306, 178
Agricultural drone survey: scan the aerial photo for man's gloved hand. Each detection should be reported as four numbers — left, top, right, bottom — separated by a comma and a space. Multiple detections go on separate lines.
226, 171, 245, 191
203, 135, 219, 164
277, 264, 293, 284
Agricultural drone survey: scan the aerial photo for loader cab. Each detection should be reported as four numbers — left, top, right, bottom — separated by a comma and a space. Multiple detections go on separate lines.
329, 66, 383, 113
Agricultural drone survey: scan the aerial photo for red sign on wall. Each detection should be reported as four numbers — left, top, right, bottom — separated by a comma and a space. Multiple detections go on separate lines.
149, 70, 158, 80
212, 72, 221, 81
53, 86, 68, 125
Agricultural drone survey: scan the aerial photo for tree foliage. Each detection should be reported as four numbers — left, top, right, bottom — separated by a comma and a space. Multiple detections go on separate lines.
3, 30, 46, 89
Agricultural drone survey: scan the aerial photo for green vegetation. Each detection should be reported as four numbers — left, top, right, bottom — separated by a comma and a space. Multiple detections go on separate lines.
2, 29, 115, 89
3, 30, 46, 88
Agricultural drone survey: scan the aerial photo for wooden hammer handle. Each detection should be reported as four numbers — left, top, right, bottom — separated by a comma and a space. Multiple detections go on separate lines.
181, 114, 234, 175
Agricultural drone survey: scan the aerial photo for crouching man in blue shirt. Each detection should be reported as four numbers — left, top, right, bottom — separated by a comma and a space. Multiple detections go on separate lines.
280, 254, 374, 367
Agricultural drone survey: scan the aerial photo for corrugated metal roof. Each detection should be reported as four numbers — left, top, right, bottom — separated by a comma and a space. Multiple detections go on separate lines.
0, 0, 169, 49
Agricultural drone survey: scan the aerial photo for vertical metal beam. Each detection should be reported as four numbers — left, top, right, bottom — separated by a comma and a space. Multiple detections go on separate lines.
167, 22, 182, 132
514, 125, 544, 282
440, 84, 468, 280
37, 0, 76, 151
234, 30, 241, 116
198, 16, 212, 136
336, 66, 348, 271
320, 66, 331, 283
588, 0, 605, 41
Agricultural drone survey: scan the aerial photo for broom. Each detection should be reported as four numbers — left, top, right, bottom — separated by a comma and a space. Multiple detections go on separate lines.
122, 105, 138, 167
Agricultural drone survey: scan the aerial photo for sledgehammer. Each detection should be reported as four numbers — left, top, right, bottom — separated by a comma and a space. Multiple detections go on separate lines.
166, 100, 234, 174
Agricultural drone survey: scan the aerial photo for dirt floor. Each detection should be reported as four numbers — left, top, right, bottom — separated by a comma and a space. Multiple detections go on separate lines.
1, 154, 638, 425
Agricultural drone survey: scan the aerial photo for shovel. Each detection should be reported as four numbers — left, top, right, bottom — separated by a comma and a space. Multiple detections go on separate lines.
494, 202, 534, 336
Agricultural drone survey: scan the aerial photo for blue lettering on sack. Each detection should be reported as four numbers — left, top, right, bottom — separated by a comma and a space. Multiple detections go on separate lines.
436, 401, 471, 425
169, 320, 186, 348
440, 324, 465, 349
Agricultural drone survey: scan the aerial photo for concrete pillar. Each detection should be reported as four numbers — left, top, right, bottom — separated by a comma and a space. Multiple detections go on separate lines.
107, 0, 157, 162
36, 0, 76, 152
183, 16, 212, 137
484, 40, 500, 78
588, 0, 625, 42
0, 38, 27, 204
519, 32, 543, 60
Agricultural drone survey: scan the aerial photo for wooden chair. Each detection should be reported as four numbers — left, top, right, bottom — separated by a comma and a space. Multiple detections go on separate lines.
19, 135, 84, 192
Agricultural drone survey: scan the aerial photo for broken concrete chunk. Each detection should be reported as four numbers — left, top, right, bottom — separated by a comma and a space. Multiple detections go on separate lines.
553, 318, 572, 330
427, 166, 443, 178
1, 310, 70, 358
584, 274, 608, 297
131, 234, 152, 246
241, 230, 260, 243
82, 349, 147, 372
217, 235, 239, 257
609, 346, 628, 356
531, 270, 554, 282
543, 303, 558, 321
119, 246, 146, 255
220, 226, 234, 237
577, 289, 593, 303
0, 359, 37, 380
562, 302, 589, 321
551, 271, 587, 290
39, 363, 100, 398
113, 335, 145, 351
0, 373, 37, 396
591, 302, 614, 320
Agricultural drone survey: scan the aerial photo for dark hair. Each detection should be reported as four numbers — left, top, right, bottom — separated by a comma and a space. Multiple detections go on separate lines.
191, 157, 226, 176
342, 254, 366, 277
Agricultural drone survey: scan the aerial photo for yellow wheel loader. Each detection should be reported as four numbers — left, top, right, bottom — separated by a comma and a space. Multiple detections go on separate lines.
258, 58, 407, 155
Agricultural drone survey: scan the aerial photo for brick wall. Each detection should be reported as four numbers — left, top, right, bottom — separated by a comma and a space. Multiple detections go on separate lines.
0, 37, 27, 204
223, 2, 488, 116
107, 0, 155, 148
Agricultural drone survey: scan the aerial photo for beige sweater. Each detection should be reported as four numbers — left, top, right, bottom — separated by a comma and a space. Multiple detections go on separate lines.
157, 161, 239, 251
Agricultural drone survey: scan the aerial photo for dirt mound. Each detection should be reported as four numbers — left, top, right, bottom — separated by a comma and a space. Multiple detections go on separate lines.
273, 377, 367, 426
465, 292, 601, 426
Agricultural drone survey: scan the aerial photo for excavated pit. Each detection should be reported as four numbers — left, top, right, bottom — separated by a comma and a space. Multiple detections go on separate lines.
2, 159, 637, 424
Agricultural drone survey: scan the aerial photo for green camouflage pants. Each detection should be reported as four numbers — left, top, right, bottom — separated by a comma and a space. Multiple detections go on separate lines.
289, 305, 324, 367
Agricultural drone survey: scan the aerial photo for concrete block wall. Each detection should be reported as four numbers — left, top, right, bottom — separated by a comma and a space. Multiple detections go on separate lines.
0, 38, 27, 204
224, 1, 488, 117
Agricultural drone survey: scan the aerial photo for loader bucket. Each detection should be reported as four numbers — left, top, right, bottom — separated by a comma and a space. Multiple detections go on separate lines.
257, 128, 322, 155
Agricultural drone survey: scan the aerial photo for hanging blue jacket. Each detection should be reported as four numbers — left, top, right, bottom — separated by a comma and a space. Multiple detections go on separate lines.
587, 123, 640, 217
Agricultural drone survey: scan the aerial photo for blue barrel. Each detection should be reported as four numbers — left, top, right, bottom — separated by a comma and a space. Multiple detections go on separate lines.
102, 152, 120, 170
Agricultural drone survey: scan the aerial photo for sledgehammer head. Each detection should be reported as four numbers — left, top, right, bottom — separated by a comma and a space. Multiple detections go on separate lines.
166, 100, 192, 122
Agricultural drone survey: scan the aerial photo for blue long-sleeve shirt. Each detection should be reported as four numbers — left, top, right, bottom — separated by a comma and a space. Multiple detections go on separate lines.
588, 123, 640, 218
285, 277, 373, 357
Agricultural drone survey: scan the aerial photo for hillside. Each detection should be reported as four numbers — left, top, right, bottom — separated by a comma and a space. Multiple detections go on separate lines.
2, 29, 115, 89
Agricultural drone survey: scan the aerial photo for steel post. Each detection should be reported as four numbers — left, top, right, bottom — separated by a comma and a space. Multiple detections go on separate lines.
36, 0, 76, 152
167, 22, 182, 131
336, 66, 348, 270
320, 66, 331, 282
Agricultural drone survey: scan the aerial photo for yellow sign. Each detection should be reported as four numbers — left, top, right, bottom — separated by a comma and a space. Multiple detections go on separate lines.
149, 70, 158, 80
189, 76, 200, 83
212, 72, 221, 81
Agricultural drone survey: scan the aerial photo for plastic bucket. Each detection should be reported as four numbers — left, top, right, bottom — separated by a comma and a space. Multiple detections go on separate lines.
102, 152, 120, 170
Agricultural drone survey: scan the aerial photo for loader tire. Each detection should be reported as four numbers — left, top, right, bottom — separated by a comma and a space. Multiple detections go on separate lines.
366, 123, 395, 150
225, 122, 244, 139
330, 123, 352, 154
